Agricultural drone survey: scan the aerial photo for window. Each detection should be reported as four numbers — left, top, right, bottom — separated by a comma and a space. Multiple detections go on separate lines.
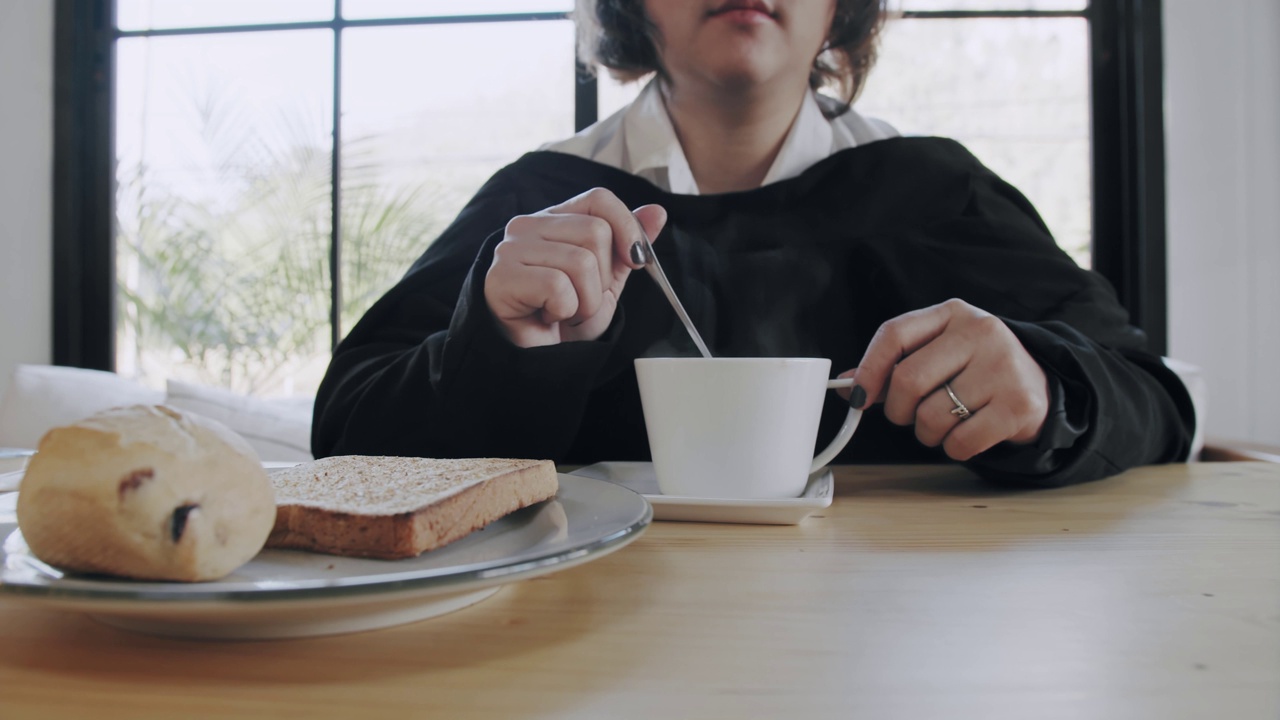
54, 0, 1167, 394
111, 2, 576, 395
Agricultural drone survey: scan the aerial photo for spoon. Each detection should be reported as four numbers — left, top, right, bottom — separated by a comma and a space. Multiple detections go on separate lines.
629, 233, 713, 359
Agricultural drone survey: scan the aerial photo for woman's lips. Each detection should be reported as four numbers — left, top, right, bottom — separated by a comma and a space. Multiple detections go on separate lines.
708, 1, 777, 23
712, 8, 774, 23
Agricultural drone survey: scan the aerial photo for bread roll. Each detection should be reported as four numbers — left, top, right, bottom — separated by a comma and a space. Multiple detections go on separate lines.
16, 405, 275, 581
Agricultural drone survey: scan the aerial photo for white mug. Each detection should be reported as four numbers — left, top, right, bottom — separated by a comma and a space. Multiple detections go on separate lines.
634, 357, 862, 499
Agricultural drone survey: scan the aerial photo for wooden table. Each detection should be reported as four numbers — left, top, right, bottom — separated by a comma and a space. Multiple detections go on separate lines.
0, 462, 1277, 719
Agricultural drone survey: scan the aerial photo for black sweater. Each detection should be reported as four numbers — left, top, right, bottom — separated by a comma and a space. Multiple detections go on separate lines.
312, 138, 1196, 486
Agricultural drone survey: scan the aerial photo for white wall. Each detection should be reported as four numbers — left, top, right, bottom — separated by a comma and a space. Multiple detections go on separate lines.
1166, 0, 1280, 445
0, 3, 54, 406
0, 3, 1274, 445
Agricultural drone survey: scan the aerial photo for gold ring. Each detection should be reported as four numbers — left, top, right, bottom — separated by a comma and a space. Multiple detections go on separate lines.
944, 382, 971, 421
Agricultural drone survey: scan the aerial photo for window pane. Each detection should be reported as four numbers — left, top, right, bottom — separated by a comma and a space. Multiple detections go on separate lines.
116, 1, 333, 31
342, 0, 571, 19
115, 32, 334, 397
339, 21, 575, 332
857, 17, 1091, 265
892, 0, 1086, 10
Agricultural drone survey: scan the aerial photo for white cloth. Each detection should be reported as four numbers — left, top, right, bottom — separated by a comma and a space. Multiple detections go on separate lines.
543, 79, 899, 195
164, 380, 314, 462
0, 364, 316, 463
0, 364, 163, 450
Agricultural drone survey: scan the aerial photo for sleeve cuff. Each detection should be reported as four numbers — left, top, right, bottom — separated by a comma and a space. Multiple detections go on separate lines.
964, 318, 1096, 482
965, 372, 1088, 476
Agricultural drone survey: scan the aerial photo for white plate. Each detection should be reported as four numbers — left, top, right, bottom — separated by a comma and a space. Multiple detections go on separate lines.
0, 450, 31, 491
0, 474, 651, 640
570, 462, 832, 525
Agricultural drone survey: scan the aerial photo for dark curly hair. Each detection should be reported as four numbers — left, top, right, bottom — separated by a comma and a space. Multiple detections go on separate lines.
574, 0, 887, 118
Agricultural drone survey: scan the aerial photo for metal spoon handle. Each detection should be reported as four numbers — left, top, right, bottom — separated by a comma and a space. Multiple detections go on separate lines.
630, 234, 713, 359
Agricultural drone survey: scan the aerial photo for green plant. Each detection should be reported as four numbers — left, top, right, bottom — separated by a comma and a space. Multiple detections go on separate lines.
117, 92, 453, 396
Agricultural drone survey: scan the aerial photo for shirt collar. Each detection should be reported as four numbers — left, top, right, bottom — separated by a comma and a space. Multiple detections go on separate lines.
620, 80, 696, 194
761, 87, 834, 187
619, 79, 836, 195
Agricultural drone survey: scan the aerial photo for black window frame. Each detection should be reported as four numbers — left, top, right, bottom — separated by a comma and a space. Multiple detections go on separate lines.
52, 0, 1168, 374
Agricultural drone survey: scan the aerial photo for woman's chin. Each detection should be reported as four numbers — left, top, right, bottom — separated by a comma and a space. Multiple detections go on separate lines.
706, 64, 791, 94
690, 52, 782, 87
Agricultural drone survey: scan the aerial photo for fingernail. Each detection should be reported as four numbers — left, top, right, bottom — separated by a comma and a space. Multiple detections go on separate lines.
849, 385, 867, 409
629, 241, 647, 266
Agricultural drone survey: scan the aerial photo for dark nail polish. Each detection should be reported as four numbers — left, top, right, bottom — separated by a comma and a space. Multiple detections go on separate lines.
629, 241, 647, 266
849, 385, 867, 409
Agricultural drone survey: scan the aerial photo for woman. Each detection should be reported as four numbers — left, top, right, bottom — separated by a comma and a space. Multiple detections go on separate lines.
311, 0, 1195, 486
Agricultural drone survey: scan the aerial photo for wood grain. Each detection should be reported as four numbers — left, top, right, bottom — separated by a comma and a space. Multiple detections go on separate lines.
0, 462, 1276, 720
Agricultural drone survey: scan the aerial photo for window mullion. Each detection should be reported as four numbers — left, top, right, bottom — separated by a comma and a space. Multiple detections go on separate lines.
1089, 0, 1167, 353
53, 0, 116, 370
330, 0, 343, 352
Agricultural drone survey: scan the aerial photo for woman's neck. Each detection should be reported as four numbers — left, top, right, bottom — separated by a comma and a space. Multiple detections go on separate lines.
660, 79, 809, 195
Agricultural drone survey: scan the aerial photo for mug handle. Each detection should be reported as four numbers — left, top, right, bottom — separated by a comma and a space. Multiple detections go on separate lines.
810, 379, 864, 473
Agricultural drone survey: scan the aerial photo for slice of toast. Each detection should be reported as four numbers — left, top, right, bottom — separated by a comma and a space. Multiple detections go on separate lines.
265, 456, 559, 559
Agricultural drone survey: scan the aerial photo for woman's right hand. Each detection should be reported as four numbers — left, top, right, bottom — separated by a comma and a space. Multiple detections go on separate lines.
484, 188, 668, 347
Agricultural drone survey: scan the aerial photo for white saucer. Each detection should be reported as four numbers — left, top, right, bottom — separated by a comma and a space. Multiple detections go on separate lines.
570, 462, 832, 525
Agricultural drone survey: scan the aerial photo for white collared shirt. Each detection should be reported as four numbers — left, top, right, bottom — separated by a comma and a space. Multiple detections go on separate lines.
542, 79, 899, 195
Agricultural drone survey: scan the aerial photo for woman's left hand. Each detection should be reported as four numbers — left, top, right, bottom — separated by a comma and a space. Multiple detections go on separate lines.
838, 298, 1050, 461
